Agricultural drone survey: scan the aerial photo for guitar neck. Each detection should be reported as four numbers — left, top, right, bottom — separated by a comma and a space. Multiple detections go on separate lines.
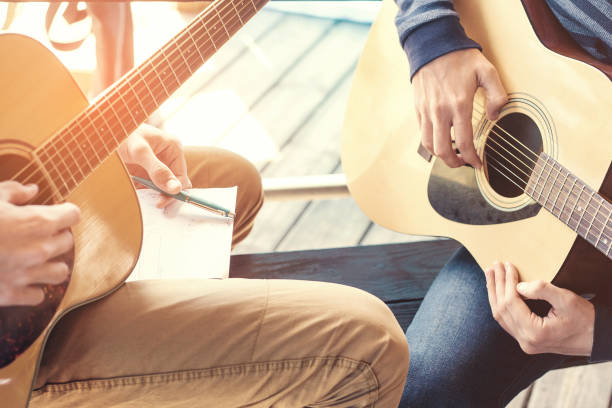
35, 0, 267, 199
525, 153, 612, 260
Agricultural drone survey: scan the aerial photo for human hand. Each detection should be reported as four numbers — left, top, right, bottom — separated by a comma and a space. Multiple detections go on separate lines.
485, 261, 595, 356
118, 124, 192, 208
412, 49, 508, 169
0, 182, 80, 306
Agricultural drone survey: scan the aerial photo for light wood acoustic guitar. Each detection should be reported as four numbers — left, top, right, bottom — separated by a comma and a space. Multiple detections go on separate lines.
0, 0, 266, 405
342, 0, 611, 289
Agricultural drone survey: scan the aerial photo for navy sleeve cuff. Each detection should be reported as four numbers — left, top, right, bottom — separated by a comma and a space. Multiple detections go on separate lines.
402, 16, 481, 80
590, 302, 612, 362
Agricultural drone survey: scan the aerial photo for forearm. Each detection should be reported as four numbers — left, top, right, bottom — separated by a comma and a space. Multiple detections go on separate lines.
393, 0, 481, 79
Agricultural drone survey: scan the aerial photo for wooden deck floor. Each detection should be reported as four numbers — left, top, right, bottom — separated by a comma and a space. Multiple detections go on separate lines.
8, 2, 611, 406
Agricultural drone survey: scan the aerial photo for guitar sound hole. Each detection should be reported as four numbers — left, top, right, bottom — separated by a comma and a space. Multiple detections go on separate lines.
484, 113, 543, 199
0, 151, 73, 368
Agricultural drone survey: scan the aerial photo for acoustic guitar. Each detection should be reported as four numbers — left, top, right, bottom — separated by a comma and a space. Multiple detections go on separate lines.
0, 0, 266, 405
341, 0, 611, 289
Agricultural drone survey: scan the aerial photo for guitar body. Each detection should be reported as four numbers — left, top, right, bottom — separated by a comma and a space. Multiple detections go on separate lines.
0, 33, 142, 407
341, 0, 612, 285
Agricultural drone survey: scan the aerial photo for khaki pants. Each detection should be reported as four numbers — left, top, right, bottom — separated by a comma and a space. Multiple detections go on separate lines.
30, 148, 409, 407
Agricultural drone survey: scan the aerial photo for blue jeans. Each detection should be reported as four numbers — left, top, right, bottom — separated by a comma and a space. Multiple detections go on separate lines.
400, 247, 571, 407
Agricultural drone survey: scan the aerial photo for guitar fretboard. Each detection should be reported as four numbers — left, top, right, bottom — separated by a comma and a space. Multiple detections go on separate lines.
35, 0, 267, 199
525, 153, 612, 259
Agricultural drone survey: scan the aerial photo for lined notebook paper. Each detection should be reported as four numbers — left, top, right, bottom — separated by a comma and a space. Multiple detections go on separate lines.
127, 187, 236, 281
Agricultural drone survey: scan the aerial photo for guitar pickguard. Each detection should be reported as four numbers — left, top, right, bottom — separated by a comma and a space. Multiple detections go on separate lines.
427, 161, 541, 225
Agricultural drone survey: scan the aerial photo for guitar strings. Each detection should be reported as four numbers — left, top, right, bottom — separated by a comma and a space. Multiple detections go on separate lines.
9, 0, 249, 189
471, 103, 612, 228
482, 136, 612, 244
11, 0, 246, 188
9, 0, 245, 192
472, 113, 612, 245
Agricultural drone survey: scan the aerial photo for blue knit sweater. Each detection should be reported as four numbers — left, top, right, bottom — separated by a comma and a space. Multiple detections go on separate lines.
395, 0, 612, 79
393, 0, 612, 362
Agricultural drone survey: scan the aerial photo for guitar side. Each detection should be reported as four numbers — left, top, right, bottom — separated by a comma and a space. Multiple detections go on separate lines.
341, 0, 612, 283
0, 34, 142, 407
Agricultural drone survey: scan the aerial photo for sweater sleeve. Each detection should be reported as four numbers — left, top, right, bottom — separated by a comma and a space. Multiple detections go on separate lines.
393, 0, 482, 79
590, 301, 612, 362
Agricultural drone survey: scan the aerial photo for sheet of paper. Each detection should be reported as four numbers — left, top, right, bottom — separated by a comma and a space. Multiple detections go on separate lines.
127, 187, 236, 281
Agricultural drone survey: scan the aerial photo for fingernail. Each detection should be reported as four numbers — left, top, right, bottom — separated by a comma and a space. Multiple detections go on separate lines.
26, 183, 38, 190
517, 282, 527, 292
166, 179, 181, 192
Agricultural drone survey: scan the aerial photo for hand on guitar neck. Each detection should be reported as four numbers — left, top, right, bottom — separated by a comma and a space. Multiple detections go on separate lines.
412, 48, 507, 169
0, 182, 80, 306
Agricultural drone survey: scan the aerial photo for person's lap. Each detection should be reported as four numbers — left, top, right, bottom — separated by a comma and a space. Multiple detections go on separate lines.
32, 278, 409, 407
400, 247, 569, 407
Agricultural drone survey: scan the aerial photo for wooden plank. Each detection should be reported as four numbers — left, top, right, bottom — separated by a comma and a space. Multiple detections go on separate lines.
230, 240, 461, 302
276, 197, 370, 250
387, 301, 421, 331
217, 21, 370, 158
360, 223, 441, 246
234, 74, 355, 253
527, 363, 612, 408
158, 10, 286, 123
163, 13, 335, 146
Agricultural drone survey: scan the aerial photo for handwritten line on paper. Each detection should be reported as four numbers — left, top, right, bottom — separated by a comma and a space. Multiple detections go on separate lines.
128, 187, 237, 282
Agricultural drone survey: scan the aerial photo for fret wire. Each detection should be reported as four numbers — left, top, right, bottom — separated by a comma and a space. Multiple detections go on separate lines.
548, 160, 562, 216
32, 152, 63, 200
213, 5, 231, 38
570, 184, 585, 232
203, 19, 218, 50
174, 37, 194, 75
576, 187, 591, 234
603, 208, 612, 255
557, 170, 571, 224
149, 56, 172, 98
116, 83, 140, 128
84, 114, 111, 158
47, 139, 78, 188
589, 196, 603, 242
187, 28, 206, 63
126, 79, 151, 120
160, 48, 183, 86
80, 122, 104, 166
532, 157, 546, 201
539, 156, 554, 205
231, 0, 245, 25
89, 112, 111, 152
68, 127, 94, 174
107, 96, 131, 137
248, 0, 258, 13
138, 70, 160, 107
97, 104, 122, 148
39, 149, 70, 196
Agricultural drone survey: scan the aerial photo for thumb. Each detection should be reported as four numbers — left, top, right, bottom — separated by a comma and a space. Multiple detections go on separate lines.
0, 182, 38, 205
477, 64, 507, 120
143, 156, 182, 195
516, 280, 564, 308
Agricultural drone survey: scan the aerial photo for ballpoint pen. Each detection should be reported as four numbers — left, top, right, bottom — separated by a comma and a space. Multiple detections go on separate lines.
131, 176, 235, 219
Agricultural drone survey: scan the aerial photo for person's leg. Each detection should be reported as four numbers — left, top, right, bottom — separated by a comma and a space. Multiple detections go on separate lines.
32, 279, 409, 407
184, 146, 263, 247
401, 247, 568, 407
